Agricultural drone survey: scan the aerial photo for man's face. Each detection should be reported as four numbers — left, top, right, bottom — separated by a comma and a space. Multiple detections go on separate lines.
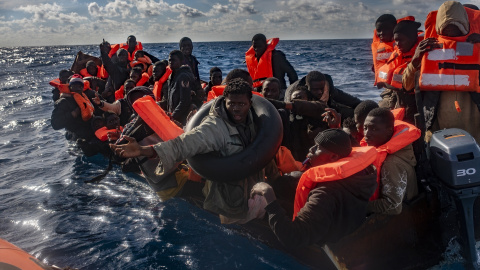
106, 115, 120, 129
86, 63, 98, 76
210, 71, 222, 86
69, 83, 84, 94
308, 80, 325, 100
124, 82, 136, 96
225, 94, 252, 124
180, 40, 193, 56
307, 144, 335, 167
59, 73, 71, 84
354, 115, 366, 139
441, 24, 463, 37
130, 72, 141, 83
127, 36, 137, 50
394, 32, 416, 53
363, 115, 392, 147
261, 81, 280, 100
117, 51, 129, 64
153, 65, 166, 81
376, 22, 395, 43
252, 39, 267, 58
291, 90, 308, 101
168, 55, 182, 71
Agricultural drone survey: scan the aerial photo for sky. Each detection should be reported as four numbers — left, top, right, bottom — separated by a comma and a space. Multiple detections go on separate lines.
0, 0, 478, 47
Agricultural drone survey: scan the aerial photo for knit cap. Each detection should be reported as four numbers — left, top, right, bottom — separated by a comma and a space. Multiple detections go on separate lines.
393, 20, 421, 40
314, 129, 352, 158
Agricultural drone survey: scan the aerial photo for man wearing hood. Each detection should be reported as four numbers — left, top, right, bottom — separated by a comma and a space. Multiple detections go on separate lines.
402, 1, 480, 142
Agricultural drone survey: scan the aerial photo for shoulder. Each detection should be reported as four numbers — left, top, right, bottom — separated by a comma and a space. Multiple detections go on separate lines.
272, 49, 286, 59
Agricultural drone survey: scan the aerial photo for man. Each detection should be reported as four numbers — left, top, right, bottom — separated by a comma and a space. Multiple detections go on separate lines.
109, 35, 143, 62
353, 100, 379, 141
203, 67, 223, 100
403, 1, 480, 143
50, 69, 74, 101
100, 41, 131, 102
251, 129, 377, 248
245, 33, 298, 93
179, 37, 200, 82
111, 79, 267, 224
261, 77, 281, 100
161, 50, 195, 126
150, 61, 170, 102
362, 108, 419, 215
92, 79, 136, 126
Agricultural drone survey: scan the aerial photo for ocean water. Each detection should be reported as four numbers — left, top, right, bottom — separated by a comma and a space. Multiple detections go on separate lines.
0, 39, 467, 269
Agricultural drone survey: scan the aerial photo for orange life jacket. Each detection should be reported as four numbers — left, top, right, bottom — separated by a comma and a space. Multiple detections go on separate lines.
391, 107, 405, 120
377, 36, 423, 88
95, 126, 124, 142
419, 9, 480, 92
293, 146, 377, 220
245, 38, 279, 88
50, 78, 90, 93
360, 120, 421, 200
206, 85, 264, 102
130, 56, 152, 72
115, 72, 150, 100
132, 95, 184, 141
80, 65, 108, 79
72, 92, 95, 121
275, 146, 302, 175
372, 16, 416, 86
0, 238, 51, 270
109, 42, 143, 61
153, 67, 172, 102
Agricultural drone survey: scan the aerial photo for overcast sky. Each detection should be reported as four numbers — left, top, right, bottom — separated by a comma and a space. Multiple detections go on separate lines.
0, 0, 477, 47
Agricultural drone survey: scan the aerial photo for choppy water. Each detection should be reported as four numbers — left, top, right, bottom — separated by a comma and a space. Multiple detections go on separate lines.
0, 40, 469, 269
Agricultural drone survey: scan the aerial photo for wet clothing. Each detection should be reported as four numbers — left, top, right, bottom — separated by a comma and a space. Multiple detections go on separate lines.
152, 97, 265, 223
51, 94, 94, 141
367, 144, 418, 215
264, 166, 377, 248
165, 66, 195, 125
271, 50, 298, 90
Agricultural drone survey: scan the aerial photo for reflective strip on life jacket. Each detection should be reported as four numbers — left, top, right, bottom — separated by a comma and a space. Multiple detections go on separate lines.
419, 9, 480, 92
245, 38, 279, 88
132, 95, 184, 141
360, 120, 420, 200
293, 146, 377, 220
95, 126, 124, 142
153, 67, 172, 102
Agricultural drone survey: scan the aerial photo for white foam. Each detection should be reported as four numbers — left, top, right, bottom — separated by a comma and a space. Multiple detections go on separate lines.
427, 49, 456, 61
421, 73, 470, 86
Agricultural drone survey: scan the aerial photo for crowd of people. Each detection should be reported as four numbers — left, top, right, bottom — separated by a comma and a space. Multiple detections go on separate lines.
50, 0, 480, 250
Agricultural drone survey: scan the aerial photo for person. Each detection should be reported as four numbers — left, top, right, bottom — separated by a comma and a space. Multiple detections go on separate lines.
250, 129, 377, 248
372, 14, 397, 84
130, 50, 152, 73
160, 50, 195, 126
261, 77, 281, 100
376, 20, 423, 123
203, 67, 222, 100
403, 1, 480, 143
245, 33, 298, 94
362, 108, 419, 215
51, 76, 95, 141
150, 61, 171, 102
50, 69, 74, 101
93, 79, 136, 126
100, 41, 131, 103
111, 78, 269, 224
109, 35, 143, 62
179, 37, 200, 82
114, 67, 150, 100
353, 100, 379, 141
342, 117, 362, 146
285, 71, 361, 121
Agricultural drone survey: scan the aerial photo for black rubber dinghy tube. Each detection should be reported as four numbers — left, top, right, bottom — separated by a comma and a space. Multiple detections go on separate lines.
185, 95, 283, 183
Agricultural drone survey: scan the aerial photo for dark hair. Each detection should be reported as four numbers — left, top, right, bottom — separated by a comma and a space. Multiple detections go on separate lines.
117, 48, 128, 56
354, 100, 379, 123
263, 77, 280, 86
223, 78, 252, 99
342, 117, 357, 129
86, 60, 96, 67
225, 69, 252, 86
169, 50, 184, 62
252, 33, 267, 43
376, 14, 397, 26
210, 66, 222, 76
153, 61, 167, 68
160, 59, 168, 66
127, 35, 136, 41
179, 37, 192, 46
59, 69, 73, 77
124, 79, 136, 86
130, 66, 143, 76
393, 20, 421, 41
305, 71, 326, 88
367, 107, 395, 129
464, 4, 479, 10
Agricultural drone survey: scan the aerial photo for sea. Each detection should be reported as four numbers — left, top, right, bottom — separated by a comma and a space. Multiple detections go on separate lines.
0, 39, 470, 269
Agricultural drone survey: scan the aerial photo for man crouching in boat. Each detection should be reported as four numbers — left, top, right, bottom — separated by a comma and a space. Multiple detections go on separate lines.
251, 129, 377, 248
111, 78, 269, 224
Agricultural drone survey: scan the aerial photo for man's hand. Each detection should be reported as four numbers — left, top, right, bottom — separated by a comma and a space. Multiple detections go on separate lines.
411, 38, 440, 69
467, 33, 480, 43
266, 98, 286, 109
92, 93, 101, 105
110, 136, 152, 158
322, 108, 341, 128
99, 40, 111, 54
250, 182, 276, 204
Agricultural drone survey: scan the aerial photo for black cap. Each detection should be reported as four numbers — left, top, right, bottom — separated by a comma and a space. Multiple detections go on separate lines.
314, 129, 352, 158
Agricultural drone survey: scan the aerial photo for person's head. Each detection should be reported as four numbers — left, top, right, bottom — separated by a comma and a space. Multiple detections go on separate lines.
375, 14, 397, 43
168, 50, 184, 71
291, 86, 309, 101
59, 69, 73, 84
126, 86, 155, 108
179, 37, 193, 57
134, 50, 145, 60
307, 129, 352, 167
105, 113, 120, 129
363, 108, 395, 147
252, 33, 267, 57
209, 67, 222, 86
124, 79, 136, 96
130, 67, 143, 83
223, 78, 253, 124
91, 116, 105, 131
464, 4, 479, 10
354, 100, 379, 139
261, 77, 281, 100
224, 69, 253, 86
436, 1, 470, 37
117, 48, 129, 64
68, 76, 84, 94
152, 61, 167, 81
342, 117, 362, 143
86, 61, 98, 76
393, 20, 422, 53
127, 35, 137, 51
305, 71, 327, 100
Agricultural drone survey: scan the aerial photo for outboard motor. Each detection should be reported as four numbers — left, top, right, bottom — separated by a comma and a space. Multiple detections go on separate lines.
430, 128, 480, 269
